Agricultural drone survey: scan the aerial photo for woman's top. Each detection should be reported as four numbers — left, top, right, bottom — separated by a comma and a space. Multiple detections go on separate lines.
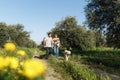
53, 38, 60, 44
53, 38, 60, 47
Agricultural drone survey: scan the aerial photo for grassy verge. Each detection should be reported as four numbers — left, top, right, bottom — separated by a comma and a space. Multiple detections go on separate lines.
71, 50, 120, 76
48, 55, 110, 80
48, 55, 73, 80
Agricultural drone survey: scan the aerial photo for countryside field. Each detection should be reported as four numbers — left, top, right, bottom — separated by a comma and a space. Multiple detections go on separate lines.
40, 48, 120, 80
0, 42, 120, 80
0, 0, 120, 80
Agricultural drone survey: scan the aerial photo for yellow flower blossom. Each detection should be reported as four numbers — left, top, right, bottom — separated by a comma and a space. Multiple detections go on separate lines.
5, 57, 19, 69
18, 69, 23, 74
22, 59, 45, 79
0, 56, 18, 70
20, 62, 24, 66
17, 50, 26, 56
0, 57, 5, 70
4, 42, 16, 51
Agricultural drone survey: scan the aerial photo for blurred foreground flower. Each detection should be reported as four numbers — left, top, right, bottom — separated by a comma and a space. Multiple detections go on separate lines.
21, 59, 45, 79
0, 57, 4, 70
0, 56, 19, 70
17, 50, 26, 56
4, 42, 16, 51
5, 57, 19, 69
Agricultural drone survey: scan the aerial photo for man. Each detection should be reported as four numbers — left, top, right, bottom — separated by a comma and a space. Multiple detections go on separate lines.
44, 32, 53, 59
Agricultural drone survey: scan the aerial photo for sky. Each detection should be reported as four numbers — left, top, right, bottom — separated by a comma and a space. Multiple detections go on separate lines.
0, 0, 87, 44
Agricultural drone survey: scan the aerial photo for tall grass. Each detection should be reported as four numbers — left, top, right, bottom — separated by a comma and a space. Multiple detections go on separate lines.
70, 49, 120, 75
48, 55, 110, 80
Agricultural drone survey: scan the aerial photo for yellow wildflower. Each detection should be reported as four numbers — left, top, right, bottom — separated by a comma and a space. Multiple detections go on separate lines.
4, 42, 16, 51
20, 62, 24, 66
0, 56, 19, 70
4, 57, 10, 67
5, 57, 19, 69
0, 57, 5, 70
18, 69, 23, 74
22, 59, 45, 79
17, 50, 26, 56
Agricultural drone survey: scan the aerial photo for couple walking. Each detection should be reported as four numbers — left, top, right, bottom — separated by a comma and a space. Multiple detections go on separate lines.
44, 32, 60, 59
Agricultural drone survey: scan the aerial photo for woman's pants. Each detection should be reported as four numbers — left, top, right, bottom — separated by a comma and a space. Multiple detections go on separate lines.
54, 44, 59, 58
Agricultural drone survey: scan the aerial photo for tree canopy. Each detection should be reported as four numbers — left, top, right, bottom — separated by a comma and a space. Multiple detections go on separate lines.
0, 22, 36, 48
85, 0, 120, 48
51, 16, 105, 50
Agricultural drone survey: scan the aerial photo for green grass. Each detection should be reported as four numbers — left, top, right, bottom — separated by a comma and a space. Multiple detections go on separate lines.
70, 49, 120, 76
48, 55, 73, 80
48, 55, 110, 80
38, 47, 120, 79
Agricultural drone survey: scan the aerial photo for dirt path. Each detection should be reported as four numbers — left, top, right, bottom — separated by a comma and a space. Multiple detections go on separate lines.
41, 59, 62, 80
33, 54, 62, 80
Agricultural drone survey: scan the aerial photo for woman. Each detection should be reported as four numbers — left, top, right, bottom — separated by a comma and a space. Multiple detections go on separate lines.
53, 34, 60, 58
